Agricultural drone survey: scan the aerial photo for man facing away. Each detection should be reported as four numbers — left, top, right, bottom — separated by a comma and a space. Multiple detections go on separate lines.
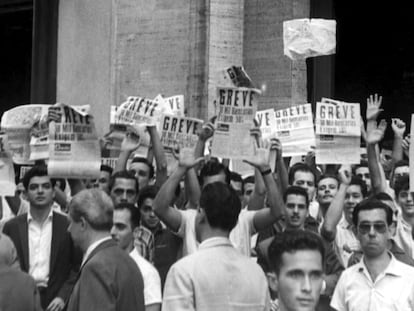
66, 189, 145, 311
331, 199, 414, 311
162, 182, 270, 311
267, 230, 326, 311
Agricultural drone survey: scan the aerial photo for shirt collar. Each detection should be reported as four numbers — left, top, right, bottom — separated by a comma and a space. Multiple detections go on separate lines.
199, 237, 232, 250
82, 236, 112, 266
357, 252, 404, 277
339, 216, 352, 229
27, 207, 53, 223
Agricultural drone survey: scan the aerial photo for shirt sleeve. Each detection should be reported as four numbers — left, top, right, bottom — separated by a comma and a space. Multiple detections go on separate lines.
330, 272, 347, 311
175, 210, 189, 238
144, 264, 162, 306
162, 262, 195, 311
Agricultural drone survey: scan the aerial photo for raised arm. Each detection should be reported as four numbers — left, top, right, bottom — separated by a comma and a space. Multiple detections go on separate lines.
391, 118, 406, 164
147, 125, 168, 187
272, 138, 289, 194
114, 128, 141, 173
153, 147, 203, 232
321, 166, 351, 241
244, 140, 285, 231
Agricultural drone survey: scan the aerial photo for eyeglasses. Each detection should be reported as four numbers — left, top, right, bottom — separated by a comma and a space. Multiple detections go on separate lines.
358, 222, 387, 234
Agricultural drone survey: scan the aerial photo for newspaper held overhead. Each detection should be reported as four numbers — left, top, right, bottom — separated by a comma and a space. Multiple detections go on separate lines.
1, 104, 49, 164
315, 100, 361, 164
159, 115, 203, 149
29, 106, 51, 161
0, 133, 16, 196
211, 87, 259, 160
275, 104, 315, 157
283, 18, 336, 60
48, 103, 101, 178
410, 114, 414, 192
115, 96, 163, 127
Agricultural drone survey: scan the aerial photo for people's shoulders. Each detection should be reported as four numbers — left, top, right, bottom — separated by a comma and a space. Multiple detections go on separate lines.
2, 213, 27, 229
130, 249, 161, 279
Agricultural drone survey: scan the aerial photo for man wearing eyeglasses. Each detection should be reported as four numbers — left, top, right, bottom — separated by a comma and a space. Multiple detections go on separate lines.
331, 199, 414, 311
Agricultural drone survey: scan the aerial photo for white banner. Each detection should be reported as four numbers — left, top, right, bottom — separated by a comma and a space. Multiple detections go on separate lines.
315, 101, 360, 136
283, 18, 336, 60
275, 104, 315, 156
159, 115, 203, 149
48, 104, 100, 178
0, 133, 16, 196
316, 135, 360, 164
211, 87, 258, 160
410, 114, 414, 192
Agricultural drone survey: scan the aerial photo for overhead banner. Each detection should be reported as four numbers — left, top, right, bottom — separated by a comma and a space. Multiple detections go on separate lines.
1, 104, 49, 164
0, 133, 16, 196
315, 100, 361, 164
48, 104, 100, 178
159, 115, 203, 149
211, 87, 259, 160
275, 104, 315, 157
283, 18, 336, 60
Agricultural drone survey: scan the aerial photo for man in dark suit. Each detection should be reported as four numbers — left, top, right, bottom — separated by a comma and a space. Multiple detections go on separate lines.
66, 188, 145, 311
2, 165, 78, 311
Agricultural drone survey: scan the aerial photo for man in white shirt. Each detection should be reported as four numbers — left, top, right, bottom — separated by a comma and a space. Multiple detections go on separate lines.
111, 202, 162, 311
2, 165, 78, 311
163, 181, 270, 311
267, 230, 325, 311
331, 199, 414, 311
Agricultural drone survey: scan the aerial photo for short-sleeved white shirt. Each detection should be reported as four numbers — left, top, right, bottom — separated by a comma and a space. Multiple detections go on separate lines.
331, 254, 414, 311
334, 217, 361, 267
130, 248, 162, 306
393, 215, 414, 259
176, 209, 256, 257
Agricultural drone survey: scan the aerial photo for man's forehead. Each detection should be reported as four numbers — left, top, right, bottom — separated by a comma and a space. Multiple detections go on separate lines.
286, 194, 307, 204
280, 250, 323, 271
129, 162, 150, 172
346, 184, 362, 194
318, 177, 337, 187
28, 176, 52, 185
358, 208, 387, 222
113, 177, 137, 189
355, 166, 369, 173
294, 171, 314, 182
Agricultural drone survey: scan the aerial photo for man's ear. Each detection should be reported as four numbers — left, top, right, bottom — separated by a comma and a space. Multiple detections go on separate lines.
132, 226, 140, 239
80, 216, 88, 231
266, 272, 278, 292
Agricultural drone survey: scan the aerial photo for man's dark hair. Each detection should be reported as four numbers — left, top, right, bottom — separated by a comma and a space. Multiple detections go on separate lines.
394, 175, 410, 198
199, 182, 241, 231
268, 230, 325, 274
109, 170, 139, 194
380, 140, 393, 151
137, 185, 159, 209
243, 175, 255, 185
352, 199, 393, 226
288, 163, 316, 185
100, 164, 113, 175
371, 192, 393, 202
22, 165, 56, 190
131, 157, 155, 178
230, 171, 243, 190
114, 203, 140, 229
283, 186, 309, 208
199, 160, 230, 186
349, 176, 368, 198
353, 162, 368, 174
316, 174, 339, 186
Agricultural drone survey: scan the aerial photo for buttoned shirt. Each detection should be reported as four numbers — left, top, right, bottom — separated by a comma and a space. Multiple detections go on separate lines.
27, 208, 53, 287
163, 237, 270, 311
331, 253, 414, 311
334, 217, 361, 267
393, 215, 414, 259
134, 225, 155, 263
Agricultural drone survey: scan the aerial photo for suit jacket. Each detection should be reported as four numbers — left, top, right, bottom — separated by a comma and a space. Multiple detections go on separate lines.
66, 239, 145, 311
2, 212, 79, 307
0, 267, 42, 311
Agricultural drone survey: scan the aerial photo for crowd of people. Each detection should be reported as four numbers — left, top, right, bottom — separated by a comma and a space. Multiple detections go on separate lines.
0, 93, 413, 311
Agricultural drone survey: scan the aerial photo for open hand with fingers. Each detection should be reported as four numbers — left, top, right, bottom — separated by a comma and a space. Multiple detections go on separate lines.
173, 146, 204, 168
197, 117, 216, 142
243, 138, 271, 172
120, 126, 141, 152
366, 94, 383, 121
365, 119, 387, 145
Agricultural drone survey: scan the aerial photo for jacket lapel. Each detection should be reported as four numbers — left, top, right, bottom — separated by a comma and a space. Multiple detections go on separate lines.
49, 212, 61, 274
18, 217, 29, 271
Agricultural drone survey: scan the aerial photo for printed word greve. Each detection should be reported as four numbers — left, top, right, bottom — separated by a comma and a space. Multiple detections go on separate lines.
125, 97, 158, 117
275, 105, 309, 118
256, 112, 271, 127
218, 89, 254, 107
162, 116, 200, 134
62, 106, 91, 124
319, 104, 356, 119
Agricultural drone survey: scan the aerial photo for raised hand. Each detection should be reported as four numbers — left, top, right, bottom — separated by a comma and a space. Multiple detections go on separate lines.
120, 126, 141, 152
402, 134, 410, 158
338, 165, 352, 186
270, 138, 282, 159
391, 118, 406, 138
366, 119, 387, 145
48, 106, 62, 123
243, 139, 271, 171
197, 116, 216, 142
177, 146, 204, 168
366, 93, 383, 121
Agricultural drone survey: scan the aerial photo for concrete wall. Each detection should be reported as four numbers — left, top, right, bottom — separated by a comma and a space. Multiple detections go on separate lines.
243, 0, 310, 110
57, 0, 309, 136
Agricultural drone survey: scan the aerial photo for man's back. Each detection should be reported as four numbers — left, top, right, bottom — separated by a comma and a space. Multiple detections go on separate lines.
163, 237, 270, 311
67, 239, 144, 311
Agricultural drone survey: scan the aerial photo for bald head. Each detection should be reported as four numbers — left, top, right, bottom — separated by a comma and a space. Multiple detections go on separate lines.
0, 233, 18, 268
